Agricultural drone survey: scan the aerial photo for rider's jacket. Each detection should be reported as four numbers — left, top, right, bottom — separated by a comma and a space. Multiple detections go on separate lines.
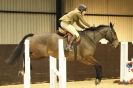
59, 8, 90, 27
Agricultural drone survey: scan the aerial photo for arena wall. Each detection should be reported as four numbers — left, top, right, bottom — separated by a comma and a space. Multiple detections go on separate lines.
0, 43, 133, 85
0, 0, 133, 44
0, 0, 56, 44
0, 0, 133, 86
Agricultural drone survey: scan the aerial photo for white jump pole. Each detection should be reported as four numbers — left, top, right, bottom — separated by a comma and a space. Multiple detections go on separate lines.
120, 42, 128, 82
50, 39, 66, 88
50, 56, 57, 88
58, 39, 66, 88
24, 39, 31, 88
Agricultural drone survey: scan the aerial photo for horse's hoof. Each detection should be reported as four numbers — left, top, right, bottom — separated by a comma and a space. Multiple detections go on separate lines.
95, 79, 101, 85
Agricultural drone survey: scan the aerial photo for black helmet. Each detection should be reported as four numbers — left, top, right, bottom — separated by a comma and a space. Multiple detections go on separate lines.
78, 4, 87, 12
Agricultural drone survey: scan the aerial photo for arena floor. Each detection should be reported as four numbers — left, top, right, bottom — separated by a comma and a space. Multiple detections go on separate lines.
0, 79, 132, 88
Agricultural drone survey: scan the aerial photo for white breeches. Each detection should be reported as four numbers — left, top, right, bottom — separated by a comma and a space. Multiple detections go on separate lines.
60, 21, 79, 38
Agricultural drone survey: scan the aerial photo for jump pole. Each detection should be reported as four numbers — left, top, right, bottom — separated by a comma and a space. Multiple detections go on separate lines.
24, 39, 31, 88
120, 42, 133, 83
50, 39, 67, 88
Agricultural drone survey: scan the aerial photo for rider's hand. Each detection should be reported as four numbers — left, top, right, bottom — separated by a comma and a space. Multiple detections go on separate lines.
85, 26, 89, 29
84, 26, 89, 30
82, 29, 85, 31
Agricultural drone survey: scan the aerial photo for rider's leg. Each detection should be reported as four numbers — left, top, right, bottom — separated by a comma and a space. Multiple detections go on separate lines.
67, 33, 72, 42
60, 21, 79, 51
65, 35, 76, 51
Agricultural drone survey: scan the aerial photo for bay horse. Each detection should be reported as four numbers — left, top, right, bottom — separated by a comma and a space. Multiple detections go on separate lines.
6, 22, 119, 85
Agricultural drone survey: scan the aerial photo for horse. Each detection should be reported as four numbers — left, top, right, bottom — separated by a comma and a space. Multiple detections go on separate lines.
5, 22, 119, 85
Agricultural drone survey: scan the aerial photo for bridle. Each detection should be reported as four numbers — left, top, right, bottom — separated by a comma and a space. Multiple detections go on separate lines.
84, 26, 117, 45
105, 26, 117, 45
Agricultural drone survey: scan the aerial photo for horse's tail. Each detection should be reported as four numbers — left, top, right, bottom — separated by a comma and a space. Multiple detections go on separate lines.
5, 33, 34, 64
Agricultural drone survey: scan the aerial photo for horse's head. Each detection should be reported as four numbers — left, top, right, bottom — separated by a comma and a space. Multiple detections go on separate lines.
83, 23, 119, 48
104, 22, 119, 48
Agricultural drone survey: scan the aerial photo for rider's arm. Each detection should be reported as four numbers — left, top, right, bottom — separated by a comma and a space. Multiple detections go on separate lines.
76, 20, 86, 29
77, 13, 90, 28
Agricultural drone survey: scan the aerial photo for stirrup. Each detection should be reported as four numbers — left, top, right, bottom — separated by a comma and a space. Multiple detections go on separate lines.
65, 45, 72, 51
65, 48, 72, 51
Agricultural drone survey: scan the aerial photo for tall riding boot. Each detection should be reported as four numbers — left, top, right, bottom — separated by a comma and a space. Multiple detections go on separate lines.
65, 35, 76, 51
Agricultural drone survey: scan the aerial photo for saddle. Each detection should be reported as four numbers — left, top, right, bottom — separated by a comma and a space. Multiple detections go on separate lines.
57, 27, 81, 44
57, 27, 67, 37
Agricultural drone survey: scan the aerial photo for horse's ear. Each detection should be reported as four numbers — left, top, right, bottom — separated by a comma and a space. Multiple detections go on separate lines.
110, 22, 114, 28
110, 22, 113, 27
110, 22, 116, 34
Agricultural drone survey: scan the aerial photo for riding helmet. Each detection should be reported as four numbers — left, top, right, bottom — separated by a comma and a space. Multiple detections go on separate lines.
78, 4, 87, 12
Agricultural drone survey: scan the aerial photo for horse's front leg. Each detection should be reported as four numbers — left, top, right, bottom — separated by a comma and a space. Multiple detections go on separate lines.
94, 63, 102, 85
78, 55, 102, 85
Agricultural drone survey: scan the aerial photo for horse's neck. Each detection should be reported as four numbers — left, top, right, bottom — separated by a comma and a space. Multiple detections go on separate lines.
82, 29, 105, 44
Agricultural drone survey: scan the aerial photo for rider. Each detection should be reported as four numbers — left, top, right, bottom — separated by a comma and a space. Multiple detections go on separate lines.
59, 4, 90, 51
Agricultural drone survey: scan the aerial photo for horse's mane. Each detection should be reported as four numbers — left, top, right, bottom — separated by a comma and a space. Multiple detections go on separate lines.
79, 24, 109, 36
85, 25, 109, 31
97, 25, 109, 28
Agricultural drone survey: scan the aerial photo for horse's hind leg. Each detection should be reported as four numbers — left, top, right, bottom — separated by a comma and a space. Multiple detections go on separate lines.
18, 53, 32, 77
78, 56, 102, 85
